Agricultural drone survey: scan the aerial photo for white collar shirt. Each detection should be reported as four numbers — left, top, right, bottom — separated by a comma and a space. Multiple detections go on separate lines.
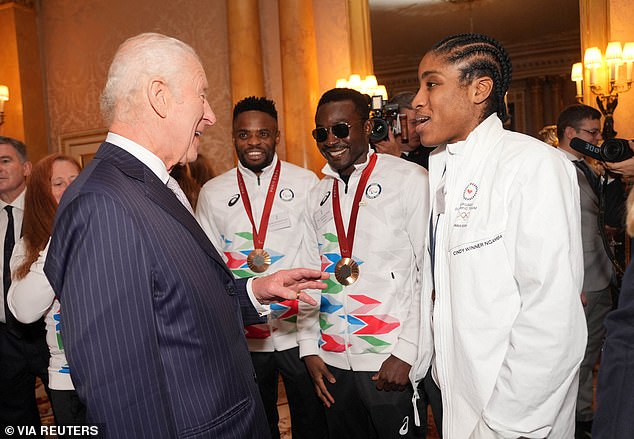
106, 132, 170, 184
0, 188, 26, 323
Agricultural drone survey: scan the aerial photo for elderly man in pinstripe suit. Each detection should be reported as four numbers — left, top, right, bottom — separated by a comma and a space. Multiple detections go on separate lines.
43, 33, 326, 439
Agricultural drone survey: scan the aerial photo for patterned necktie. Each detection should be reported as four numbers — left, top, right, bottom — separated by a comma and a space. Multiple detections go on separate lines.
166, 176, 194, 215
3, 205, 14, 322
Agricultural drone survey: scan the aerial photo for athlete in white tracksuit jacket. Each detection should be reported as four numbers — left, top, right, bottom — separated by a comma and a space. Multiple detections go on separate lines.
410, 34, 587, 439
196, 96, 327, 439
298, 88, 430, 439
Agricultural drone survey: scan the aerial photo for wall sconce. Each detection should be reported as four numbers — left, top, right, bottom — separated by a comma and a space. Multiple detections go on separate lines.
0, 85, 8, 126
571, 41, 634, 139
336, 74, 388, 100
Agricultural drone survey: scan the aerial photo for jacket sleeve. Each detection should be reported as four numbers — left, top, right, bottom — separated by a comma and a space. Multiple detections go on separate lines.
8, 239, 55, 324
471, 155, 587, 438
391, 167, 429, 366
295, 190, 324, 359
234, 278, 266, 326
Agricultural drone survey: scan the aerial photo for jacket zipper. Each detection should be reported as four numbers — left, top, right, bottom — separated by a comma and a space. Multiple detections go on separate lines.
435, 156, 453, 435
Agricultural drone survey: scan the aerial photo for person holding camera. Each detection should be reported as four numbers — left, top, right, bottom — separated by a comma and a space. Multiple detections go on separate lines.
604, 139, 634, 177
372, 91, 433, 169
555, 103, 625, 438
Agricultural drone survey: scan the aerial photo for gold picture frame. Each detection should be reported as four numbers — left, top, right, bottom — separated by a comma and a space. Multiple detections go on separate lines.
59, 128, 107, 167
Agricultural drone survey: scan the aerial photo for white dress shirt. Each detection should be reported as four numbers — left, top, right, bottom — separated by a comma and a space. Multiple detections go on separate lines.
0, 188, 25, 323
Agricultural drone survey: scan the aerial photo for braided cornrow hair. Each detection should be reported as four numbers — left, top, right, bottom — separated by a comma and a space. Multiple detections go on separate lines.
431, 33, 512, 123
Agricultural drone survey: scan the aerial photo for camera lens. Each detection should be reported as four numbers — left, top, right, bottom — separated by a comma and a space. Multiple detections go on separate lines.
601, 139, 633, 162
370, 119, 389, 142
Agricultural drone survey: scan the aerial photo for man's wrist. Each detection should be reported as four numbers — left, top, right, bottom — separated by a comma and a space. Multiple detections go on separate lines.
246, 277, 270, 316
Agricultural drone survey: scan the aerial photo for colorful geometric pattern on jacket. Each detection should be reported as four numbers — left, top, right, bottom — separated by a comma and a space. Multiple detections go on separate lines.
223, 231, 297, 340
316, 232, 400, 354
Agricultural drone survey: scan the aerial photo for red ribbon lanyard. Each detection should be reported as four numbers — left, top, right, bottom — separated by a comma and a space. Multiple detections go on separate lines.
236, 160, 281, 250
332, 153, 378, 258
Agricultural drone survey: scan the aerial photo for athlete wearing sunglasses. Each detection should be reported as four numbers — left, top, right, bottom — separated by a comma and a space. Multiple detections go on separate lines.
311, 98, 372, 181
297, 87, 429, 439
311, 121, 364, 143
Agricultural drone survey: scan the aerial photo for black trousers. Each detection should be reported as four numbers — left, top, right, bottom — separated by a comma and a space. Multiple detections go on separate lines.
323, 366, 425, 439
49, 389, 87, 438
417, 368, 443, 438
0, 323, 49, 438
250, 347, 328, 439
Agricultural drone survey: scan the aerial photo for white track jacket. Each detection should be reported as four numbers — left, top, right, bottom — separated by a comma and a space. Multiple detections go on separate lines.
196, 155, 319, 352
296, 150, 429, 371
412, 115, 587, 438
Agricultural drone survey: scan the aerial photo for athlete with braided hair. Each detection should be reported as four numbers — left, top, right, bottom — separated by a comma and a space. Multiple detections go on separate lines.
409, 33, 588, 438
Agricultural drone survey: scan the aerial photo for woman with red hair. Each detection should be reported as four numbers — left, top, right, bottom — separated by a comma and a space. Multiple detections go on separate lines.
8, 153, 84, 432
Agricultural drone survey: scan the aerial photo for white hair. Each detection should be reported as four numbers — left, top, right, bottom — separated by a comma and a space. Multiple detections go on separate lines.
100, 33, 200, 125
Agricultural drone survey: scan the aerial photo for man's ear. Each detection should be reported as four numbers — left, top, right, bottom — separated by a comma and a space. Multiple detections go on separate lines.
148, 79, 168, 118
363, 119, 373, 136
564, 125, 577, 141
472, 76, 493, 105
22, 161, 32, 178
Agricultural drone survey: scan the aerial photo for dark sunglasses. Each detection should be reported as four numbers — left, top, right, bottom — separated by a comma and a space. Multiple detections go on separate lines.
311, 121, 364, 143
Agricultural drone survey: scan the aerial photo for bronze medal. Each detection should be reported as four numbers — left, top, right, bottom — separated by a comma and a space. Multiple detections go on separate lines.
331, 154, 377, 288
247, 249, 271, 273
334, 257, 359, 286
237, 161, 281, 275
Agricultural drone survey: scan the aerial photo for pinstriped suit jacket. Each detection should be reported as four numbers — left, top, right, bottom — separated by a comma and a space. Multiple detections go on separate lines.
44, 143, 270, 438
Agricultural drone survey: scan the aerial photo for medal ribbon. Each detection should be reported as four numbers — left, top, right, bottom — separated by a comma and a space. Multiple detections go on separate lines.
332, 153, 378, 259
236, 160, 281, 250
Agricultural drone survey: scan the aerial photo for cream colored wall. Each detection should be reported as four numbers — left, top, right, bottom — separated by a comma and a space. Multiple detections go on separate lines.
579, 0, 634, 140
0, 4, 23, 141
0, 3, 47, 162
14, 4, 47, 159
39, 0, 235, 175
608, 0, 634, 139
39, 0, 361, 175
313, 0, 352, 95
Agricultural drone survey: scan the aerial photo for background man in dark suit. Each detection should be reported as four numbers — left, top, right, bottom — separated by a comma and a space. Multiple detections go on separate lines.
44, 32, 325, 439
0, 137, 50, 438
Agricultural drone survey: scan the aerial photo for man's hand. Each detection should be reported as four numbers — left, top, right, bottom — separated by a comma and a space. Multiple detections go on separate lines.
304, 355, 336, 407
605, 140, 634, 177
251, 268, 327, 306
373, 129, 402, 157
371, 355, 411, 391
